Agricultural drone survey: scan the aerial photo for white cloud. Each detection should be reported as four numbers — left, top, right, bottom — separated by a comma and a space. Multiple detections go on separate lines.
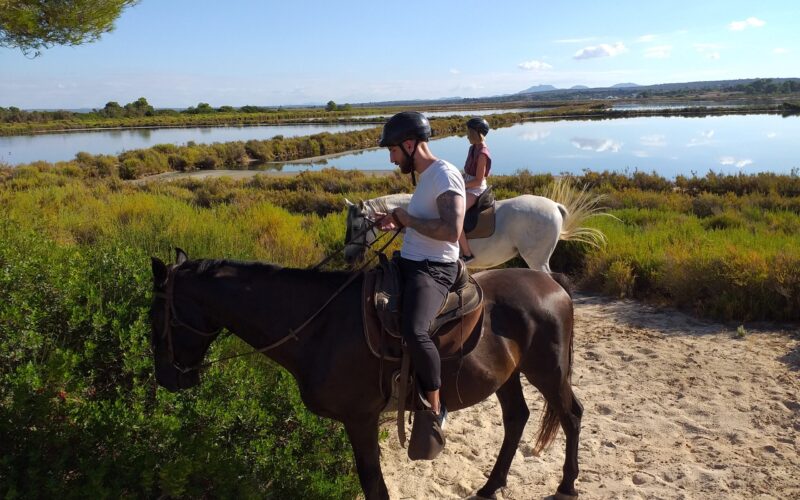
701, 130, 715, 139
694, 43, 723, 60
632, 150, 650, 158
720, 156, 753, 168
644, 45, 672, 59
554, 37, 597, 44
640, 134, 666, 147
573, 42, 628, 60
637, 34, 657, 43
449, 68, 461, 75
773, 48, 789, 54
729, 17, 766, 31
518, 60, 553, 71
766, 132, 777, 138
571, 137, 622, 152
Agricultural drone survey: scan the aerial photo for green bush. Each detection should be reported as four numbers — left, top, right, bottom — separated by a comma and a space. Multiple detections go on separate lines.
0, 184, 360, 498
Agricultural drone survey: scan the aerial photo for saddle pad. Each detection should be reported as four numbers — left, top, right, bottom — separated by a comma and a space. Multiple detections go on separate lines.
465, 204, 496, 239
362, 270, 484, 362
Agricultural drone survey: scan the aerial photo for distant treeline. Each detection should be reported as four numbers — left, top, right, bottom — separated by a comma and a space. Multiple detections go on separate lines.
732, 78, 800, 95
0, 97, 389, 136
0, 97, 362, 123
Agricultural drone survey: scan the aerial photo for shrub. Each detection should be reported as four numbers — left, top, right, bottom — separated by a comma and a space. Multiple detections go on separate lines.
603, 260, 636, 298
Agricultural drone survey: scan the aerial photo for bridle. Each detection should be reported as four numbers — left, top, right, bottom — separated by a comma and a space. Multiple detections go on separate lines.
345, 205, 381, 258
153, 216, 402, 374
153, 265, 221, 374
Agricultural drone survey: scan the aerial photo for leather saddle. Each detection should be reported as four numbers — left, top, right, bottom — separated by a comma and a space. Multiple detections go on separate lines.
362, 255, 484, 363
463, 186, 496, 239
362, 254, 485, 452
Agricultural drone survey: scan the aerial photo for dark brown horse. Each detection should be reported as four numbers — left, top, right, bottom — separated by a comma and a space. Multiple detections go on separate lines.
150, 249, 582, 499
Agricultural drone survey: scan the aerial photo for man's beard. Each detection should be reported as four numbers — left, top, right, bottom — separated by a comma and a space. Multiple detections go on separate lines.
399, 155, 414, 174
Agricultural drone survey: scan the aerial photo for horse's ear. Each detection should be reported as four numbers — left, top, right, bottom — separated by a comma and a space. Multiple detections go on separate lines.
345, 198, 354, 207
151, 257, 168, 287
175, 248, 188, 265
358, 200, 365, 209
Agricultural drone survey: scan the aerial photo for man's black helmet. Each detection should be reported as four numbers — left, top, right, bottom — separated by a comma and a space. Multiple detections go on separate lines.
466, 117, 490, 136
379, 112, 431, 147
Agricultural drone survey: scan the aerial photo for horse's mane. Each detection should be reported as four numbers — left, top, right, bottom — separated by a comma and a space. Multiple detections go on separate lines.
363, 193, 412, 216
190, 259, 355, 281
194, 259, 282, 275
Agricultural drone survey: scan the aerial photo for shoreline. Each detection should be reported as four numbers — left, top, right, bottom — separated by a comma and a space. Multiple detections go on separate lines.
129, 167, 396, 184
1, 103, 789, 138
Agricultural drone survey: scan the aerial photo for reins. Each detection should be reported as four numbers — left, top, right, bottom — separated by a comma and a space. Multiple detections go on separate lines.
156, 217, 402, 373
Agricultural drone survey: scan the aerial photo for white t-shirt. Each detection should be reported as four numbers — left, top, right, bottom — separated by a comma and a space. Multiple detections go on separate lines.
401, 159, 466, 263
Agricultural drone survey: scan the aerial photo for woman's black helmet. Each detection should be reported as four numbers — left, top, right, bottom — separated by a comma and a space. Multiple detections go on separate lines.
379, 112, 431, 147
466, 117, 490, 136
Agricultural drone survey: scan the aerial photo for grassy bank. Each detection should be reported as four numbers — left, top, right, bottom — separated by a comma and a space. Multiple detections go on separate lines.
1, 164, 798, 497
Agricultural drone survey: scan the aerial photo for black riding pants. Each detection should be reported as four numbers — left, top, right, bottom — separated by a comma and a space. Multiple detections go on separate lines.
398, 257, 458, 393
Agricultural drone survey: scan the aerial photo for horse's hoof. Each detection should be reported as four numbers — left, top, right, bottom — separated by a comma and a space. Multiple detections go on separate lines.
553, 492, 578, 500
471, 488, 496, 500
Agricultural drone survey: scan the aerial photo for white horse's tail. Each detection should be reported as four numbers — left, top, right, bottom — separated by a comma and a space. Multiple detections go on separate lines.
542, 178, 615, 248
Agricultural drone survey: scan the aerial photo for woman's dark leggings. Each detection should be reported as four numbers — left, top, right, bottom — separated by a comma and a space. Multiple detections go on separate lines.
398, 257, 458, 393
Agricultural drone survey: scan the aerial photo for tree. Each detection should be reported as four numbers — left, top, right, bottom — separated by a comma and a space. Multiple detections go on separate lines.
101, 101, 124, 118
325, 100, 337, 112
123, 97, 154, 117
0, 0, 139, 56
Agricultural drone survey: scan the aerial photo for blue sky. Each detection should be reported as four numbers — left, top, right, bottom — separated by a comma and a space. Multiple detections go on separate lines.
1, 0, 798, 108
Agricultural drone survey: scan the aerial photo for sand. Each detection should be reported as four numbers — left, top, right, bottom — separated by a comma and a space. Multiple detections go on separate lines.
379, 294, 799, 499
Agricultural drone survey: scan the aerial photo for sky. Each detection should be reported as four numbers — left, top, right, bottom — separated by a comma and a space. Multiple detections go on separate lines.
1, 0, 798, 109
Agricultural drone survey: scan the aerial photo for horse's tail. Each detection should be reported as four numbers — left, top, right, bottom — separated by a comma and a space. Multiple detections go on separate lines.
532, 338, 575, 455
543, 178, 615, 248
548, 271, 573, 298
533, 400, 561, 456
532, 273, 575, 455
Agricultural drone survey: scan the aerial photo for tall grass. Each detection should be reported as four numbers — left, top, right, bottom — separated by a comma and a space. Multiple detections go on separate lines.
2, 163, 799, 497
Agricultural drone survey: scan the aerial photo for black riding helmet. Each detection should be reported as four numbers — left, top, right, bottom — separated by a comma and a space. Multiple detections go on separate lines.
379, 111, 431, 147
466, 117, 490, 136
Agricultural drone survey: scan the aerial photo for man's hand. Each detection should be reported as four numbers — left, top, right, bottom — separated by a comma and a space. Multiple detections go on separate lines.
374, 209, 407, 231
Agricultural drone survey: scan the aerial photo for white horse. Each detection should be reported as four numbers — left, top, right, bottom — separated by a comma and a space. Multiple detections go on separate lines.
344, 181, 608, 271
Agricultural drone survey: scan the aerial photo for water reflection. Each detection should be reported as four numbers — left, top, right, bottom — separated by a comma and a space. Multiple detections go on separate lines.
519, 130, 552, 141
5, 114, 799, 178
357, 108, 543, 120
720, 156, 753, 168
640, 134, 666, 147
307, 114, 800, 178
2, 123, 375, 165
570, 138, 623, 153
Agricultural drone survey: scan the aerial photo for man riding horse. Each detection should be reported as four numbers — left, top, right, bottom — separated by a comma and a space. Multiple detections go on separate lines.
373, 111, 466, 455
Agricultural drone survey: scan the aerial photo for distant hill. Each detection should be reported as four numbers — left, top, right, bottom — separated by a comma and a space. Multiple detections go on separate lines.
357, 78, 800, 108
518, 84, 558, 94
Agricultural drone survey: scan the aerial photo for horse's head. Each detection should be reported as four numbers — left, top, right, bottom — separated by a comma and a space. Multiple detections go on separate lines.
150, 248, 222, 392
343, 199, 376, 266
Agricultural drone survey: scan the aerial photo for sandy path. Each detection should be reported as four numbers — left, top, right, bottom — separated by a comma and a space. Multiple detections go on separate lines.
379, 294, 799, 499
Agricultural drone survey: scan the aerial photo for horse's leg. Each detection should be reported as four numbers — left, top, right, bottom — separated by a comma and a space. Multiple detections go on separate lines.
476, 372, 529, 499
518, 245, 554, 273
525, 373, 583, 499
556, 389, 583, 499
344, 415, 389, 500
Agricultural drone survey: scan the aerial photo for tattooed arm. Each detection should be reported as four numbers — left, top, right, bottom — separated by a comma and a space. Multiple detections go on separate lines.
391, 190, 465, 242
